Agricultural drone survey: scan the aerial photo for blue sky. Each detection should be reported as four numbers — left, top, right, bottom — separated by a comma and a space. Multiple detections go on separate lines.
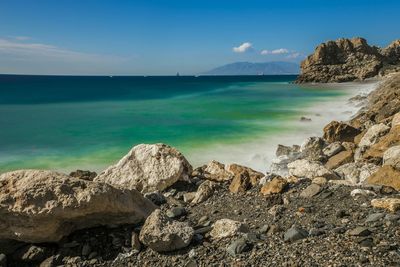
0, 0, 399, 75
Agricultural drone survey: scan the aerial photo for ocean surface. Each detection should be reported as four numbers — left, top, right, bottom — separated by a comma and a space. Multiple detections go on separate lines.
0, 74, 362, 173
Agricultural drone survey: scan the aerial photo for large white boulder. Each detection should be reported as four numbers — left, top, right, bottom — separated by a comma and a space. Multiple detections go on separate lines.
0, 170, 156, 243
383, 145, 400, 170
95, 144, 192, 193
288, 159, 337, 179
334, 162, 380, 184
359, 123, 390, 147
139, 209, 194, 252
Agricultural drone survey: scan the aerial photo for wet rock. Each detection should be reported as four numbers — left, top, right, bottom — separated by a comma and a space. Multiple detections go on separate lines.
288, 159, 337, 179
366, 165, 400, 190
383, 145, 400, 170
69, 170, 97, 181
284, 226, 308, 242
347, 227, 371, 236
260, 177, 288, 195
95, 143, 193, 193
323, 121, 361, 143
371, 198, 400, 212
192, 180, 217, 204
0, 170, 156, 243
300, 184, 322, 198
139, 209, 194, 252
229, 171, 251, 193
210, 219, 249, 240
226, 238, 250, 256
300, 116, 312, 122
323, 142, 344, 157
325, 150, 354, 169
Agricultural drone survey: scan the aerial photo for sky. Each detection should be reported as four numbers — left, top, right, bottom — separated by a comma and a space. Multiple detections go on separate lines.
0, 0, 399, 75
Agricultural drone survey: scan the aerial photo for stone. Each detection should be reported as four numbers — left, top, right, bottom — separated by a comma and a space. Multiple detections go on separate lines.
139, 209, 194, 252
95, 143, 193, 193
225, 164, 264, 186
366, 165, 400, 190
392, 113, 400, 127
350, 189, 376, 198
275, 144, 301, 157
288, 159, 337, 179
323, 121, 361, 143
284, 226, 308, 242
347, 227, 371, 236
203, 160, 232, 182
39, 255, 63, 267
183, 192, 196, 203
81, 244, 91, 256
166, 206, 186, 218
12, 245, 50, 263
371, 198, 400, 212
312, 177, 328, 185
299, 137, 326, 161
226, 238, 250, 256
325, 150, 354, 169
300, 184, 322, 198
192, 180, 217, 204
359, 123, 390, 147
0, 254, 5, 267
131, 232, 141, 252
69, 170, 97, 181
383, 145, 400, 170
365, 213, 385, 223
260, 177, 288, 195
323, 142, 344, 157
0, 170, 156, 243
144, 191, 167, 206
209, 219, 249, 240
334, 162, 379, 184
363, 125, 400, 160
229, 171, 251, 193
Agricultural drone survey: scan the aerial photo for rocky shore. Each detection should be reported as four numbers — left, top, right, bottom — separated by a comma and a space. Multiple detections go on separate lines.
1, 39, 400, 267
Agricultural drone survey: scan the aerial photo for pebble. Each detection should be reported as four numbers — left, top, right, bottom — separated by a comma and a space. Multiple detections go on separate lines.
365, 213, 385, 223
166, 206, 186, 218
348, 227, 371, 237
300, 184, 322, 198
226, 238, 250, 256
283, 226, 308, 242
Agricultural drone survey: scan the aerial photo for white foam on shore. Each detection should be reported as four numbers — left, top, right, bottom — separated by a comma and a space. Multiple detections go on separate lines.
186, 81, 380, 172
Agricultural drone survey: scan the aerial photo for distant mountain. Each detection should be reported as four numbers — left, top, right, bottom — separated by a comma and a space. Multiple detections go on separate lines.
203, 61, 299, 75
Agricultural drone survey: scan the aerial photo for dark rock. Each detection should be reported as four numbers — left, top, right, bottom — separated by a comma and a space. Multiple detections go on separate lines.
0, 254, 6, 267
166, 206, 186, 218
39, 255, 63, 267
348, 227, 371, 236
144, 191, 167, 206
284, 226, 308, 242
323, 121, 361, 143
226, 238, 250, 256
12, 245, 51, 263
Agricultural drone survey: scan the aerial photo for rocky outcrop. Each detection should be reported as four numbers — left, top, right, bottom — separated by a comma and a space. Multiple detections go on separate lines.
323, 121, 361, 143
94, 144, 192, 193
0, 170, 156, 243
296, 37, 400, 83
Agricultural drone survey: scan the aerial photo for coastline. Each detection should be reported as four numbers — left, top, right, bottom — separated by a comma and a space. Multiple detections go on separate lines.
186, 79, 380, 172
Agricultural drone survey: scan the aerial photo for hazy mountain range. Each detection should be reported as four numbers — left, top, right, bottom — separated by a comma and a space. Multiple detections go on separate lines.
203, 61, 299, 75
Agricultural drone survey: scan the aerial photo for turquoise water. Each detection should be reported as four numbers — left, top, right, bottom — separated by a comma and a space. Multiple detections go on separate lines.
0, 75, 346, 173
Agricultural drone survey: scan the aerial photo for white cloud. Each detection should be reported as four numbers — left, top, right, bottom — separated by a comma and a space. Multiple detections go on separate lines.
286, 52, 303, 59
14, 36, 31, 41
233, 42, 253, 53
260, 48, 289, 55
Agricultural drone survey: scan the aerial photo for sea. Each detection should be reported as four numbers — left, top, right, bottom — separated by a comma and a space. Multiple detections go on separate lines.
0, 74, 374, 173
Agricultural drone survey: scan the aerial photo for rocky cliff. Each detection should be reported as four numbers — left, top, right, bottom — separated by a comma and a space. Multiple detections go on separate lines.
296, 37, 400, 83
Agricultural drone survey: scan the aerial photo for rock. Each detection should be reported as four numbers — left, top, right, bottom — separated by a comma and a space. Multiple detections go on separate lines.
359, 123, 390, 147
392, 112, 400, 127
183, 192, 196, 203
300, 184, 322, 198
371, 198, 400, 212
300, 137, 326, 161
225, 164, 264, 186
366, 165, 400, 190
139, 209, 194, 252
284, 226, 308, 242
12, 245, 50, 263
209, 219, 249, 240
95, 143, 193, 193
296, 37, 387, 83
347, 227, 371, 236
69, 170, 97, 181
275, 144, 301, 157
229, 171, 251, 193
323, 121, 361, 143
166, 206, 186, 218
323, 142, 344, 157
325, 150, 354, 169
131, 232, 141, 252
0, 170, 156, 243
39, 255, 63, 267
363, 125, 400, 161
144, 191, 167, 206
260, 177, 288, 195
226, 238, 250, 256
334, 162, 379, 184
350, 189, 376, 197
312, 177, 328, 185
383, 145, 400, 170
0, 254, 5, 267
203, 160, 232, 182
300, 116, 312, 122
192, 180, 217, 204
81, 244, 91, 257
288, 159, 337, 179
365, 213, 385, 223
